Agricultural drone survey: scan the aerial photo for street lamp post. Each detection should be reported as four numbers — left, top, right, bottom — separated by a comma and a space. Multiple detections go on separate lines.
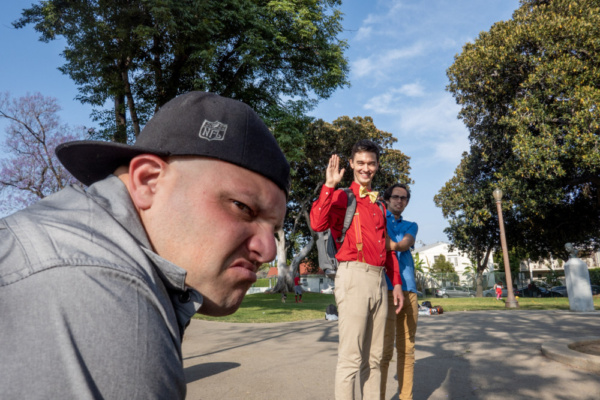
493, 188, 519, 308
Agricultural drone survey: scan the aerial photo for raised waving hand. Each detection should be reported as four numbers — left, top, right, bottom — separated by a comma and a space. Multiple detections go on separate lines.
325, 154, 345, 188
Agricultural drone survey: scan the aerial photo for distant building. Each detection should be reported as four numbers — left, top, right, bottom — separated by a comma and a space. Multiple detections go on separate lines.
297, 262, 334, 293
415, 242, 600, 288
519, 251, 600, 282
413, 241, 495, 288
265, 262, 334, 293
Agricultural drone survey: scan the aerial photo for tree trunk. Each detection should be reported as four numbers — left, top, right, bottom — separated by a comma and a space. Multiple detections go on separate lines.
270, 227, 289, 294
121, 65, 141, 137
475, 246, 493, 297
114, 94, 127, 143
271, 237, 315, 294
475, 271, 484, 297
270, 195, 318, 294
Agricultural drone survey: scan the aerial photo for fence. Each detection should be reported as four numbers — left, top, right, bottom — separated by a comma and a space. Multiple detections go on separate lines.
418, 270, 567, 296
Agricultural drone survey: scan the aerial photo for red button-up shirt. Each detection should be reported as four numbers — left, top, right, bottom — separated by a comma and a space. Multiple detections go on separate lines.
310, 182, 401, 286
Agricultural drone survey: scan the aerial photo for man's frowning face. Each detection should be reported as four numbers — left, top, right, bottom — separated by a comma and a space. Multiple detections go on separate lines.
140, 157, 287, 316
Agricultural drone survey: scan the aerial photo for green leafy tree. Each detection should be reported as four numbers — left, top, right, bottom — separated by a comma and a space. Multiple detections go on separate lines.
588, 268, 600, 286
444, 0, 600, 261
271, 116, 412, 292
413, 252, 426, 275
430, 255, 459, 286
430, 255, 456, 274
492, 247, 526, 287
462, 260, 483, 290
15, 0, 349, 142
413, 252, 431, 293
435, 153, 498, 296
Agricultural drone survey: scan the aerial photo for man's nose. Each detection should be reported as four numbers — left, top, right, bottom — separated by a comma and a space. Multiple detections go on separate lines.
247, 227, 277, 264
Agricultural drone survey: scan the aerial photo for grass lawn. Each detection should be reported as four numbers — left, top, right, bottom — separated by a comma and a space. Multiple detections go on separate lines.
425, 296, 600, 312
193, 293, 600, 323
194, 292, 336, 323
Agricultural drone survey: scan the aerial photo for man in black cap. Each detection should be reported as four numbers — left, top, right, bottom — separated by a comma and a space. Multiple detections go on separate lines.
0, 92, 289, 399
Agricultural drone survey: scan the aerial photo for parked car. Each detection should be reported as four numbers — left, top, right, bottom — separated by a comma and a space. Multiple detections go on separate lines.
549, 284, 600, 297
531, 280, 552, 289
518, 285, 553, 297
417, 290, 424, 299
435, 286, 475, 298
550, 286, 567, 297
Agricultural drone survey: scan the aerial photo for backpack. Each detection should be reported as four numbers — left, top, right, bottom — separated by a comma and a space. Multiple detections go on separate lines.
315, 188, 385, 278
421, 301, 432, 309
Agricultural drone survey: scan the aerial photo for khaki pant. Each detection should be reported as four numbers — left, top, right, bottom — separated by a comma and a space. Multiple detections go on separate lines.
380, 291, 418, 400
334, 261, 387, 400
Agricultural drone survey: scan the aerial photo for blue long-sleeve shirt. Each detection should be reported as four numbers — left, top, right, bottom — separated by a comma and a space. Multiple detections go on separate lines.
385, 211, 418, 293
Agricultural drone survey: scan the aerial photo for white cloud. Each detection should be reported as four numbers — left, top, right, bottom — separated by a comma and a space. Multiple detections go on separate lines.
352, 42, 427, 79
363, 83, 425, 114
397, 94, 469, 164
352, 58, 377, 79
364, 92, 398, 114
355, 26, 373, 41
398, 83, 425, 97
363, 90, 472, 166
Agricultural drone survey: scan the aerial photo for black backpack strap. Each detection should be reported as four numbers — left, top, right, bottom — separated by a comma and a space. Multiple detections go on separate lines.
337, 188, 356, 243
376, 200, 386, 218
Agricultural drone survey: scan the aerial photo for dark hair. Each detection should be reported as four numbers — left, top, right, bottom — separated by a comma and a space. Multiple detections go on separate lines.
383, 183, 411, 201
350, 139, 380, 162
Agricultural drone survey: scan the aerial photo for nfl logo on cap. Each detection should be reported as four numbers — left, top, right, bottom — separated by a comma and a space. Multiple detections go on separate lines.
199, 120, 227, 141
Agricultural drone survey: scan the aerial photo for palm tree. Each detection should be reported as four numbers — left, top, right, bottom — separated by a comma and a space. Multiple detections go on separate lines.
413, 252, 430, 294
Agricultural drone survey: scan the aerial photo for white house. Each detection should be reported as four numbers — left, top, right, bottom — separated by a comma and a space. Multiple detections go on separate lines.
413, 241, 496, 287
265, 263, 334, 293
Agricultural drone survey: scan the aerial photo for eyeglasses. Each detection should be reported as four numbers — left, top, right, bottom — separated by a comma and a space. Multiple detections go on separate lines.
390, 195, 409, 201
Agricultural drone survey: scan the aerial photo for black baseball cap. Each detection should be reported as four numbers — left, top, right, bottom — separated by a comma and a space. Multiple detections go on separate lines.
56, 91, 291, 195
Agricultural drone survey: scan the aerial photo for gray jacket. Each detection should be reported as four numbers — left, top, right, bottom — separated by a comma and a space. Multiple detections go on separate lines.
0, 176, 202, 399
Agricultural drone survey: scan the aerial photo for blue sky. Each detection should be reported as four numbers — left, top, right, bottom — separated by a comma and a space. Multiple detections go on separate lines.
0, 0, 521, 245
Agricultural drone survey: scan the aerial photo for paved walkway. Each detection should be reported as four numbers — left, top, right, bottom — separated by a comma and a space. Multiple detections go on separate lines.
182, 310, 600, 399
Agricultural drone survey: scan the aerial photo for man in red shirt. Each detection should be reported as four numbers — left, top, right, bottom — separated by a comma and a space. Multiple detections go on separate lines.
310, 139, 404, 400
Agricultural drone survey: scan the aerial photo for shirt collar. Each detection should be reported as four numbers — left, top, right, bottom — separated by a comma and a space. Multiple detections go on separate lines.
87, 176, 202, 332
87, 175, 152, 248
386, 209, 403, 222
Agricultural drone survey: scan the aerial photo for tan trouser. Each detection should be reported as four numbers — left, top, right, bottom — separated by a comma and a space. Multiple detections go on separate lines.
380, 291, 418, 400
334, 261, 387, 400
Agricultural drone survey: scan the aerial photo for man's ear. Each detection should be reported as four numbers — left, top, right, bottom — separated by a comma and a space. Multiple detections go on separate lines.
127, 154, 167, 210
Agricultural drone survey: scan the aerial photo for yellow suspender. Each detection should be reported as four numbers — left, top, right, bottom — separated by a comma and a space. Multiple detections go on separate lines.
353, 212, 365, 262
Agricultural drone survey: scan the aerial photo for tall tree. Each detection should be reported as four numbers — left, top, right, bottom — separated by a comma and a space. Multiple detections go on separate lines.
0, 92, 86, 214
430, 255, 456, 274
429, 255, 459, 285
271, 116, 412, 292
443, 0, 600, 262
14, 0, 349, 143
434, 153, 497, 296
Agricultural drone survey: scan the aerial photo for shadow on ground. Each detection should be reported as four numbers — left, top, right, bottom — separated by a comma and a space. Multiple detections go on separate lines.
182, 311, 600, 400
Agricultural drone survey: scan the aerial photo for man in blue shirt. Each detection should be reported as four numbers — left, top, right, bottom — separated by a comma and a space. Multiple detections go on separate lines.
381, 183, 419, 400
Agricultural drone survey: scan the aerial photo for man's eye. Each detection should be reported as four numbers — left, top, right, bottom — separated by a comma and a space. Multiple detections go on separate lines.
233, 201, 254, 216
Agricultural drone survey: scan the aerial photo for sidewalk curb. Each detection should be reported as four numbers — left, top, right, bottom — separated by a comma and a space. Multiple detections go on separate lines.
541, 336, 600, 375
